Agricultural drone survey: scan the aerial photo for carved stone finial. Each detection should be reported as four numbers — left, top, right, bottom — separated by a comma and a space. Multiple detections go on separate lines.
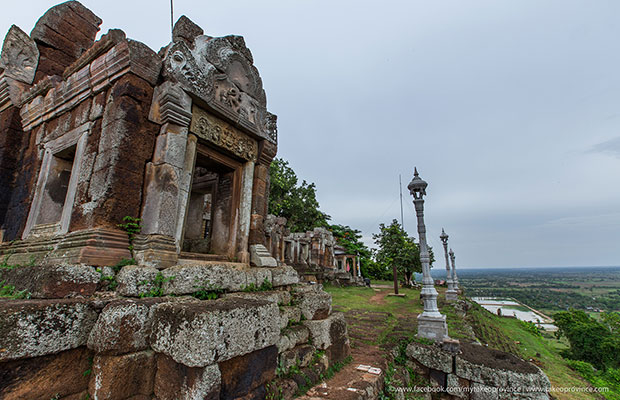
0, 25, 39, 84
173, 16, 204, 48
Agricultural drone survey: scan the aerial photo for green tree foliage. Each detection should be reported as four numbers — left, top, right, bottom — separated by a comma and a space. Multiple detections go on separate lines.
372, 219, 434, 285
554, 309, 620, 370
268, 158, 330, 232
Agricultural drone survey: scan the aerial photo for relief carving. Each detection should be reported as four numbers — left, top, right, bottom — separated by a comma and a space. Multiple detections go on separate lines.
164, 33, 277, 143
190, 106, 258, 162
0, 25, 39, 84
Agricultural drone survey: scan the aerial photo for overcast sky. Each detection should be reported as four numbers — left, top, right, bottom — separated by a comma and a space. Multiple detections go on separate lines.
3, 1, 619, 268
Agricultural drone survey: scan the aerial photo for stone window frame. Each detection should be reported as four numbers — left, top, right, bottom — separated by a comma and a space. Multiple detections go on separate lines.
23, 123, 90, 239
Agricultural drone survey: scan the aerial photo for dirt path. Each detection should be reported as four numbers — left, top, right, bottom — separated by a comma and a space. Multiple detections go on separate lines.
368, 289, 388, 306
299, 289, 419, 399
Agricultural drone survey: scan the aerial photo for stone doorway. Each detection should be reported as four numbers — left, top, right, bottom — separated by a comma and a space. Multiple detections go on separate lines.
181, 144, 243, 260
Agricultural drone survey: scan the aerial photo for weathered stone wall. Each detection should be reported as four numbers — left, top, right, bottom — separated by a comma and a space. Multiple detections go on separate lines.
0, 262, 350, 399
406, 340, 551, 400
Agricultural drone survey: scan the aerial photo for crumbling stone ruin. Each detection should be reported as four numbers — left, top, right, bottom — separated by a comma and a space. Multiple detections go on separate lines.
263, 215, 364, 286
0, 2, 350, 399
406, 340, 551, 399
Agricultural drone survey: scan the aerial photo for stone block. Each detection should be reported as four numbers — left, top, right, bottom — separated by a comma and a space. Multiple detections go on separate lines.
154, 354, 220, 400
470, 382, 499, 400
0, 299, 98, 361
0, 264, 100, 298
293, 284, 332, 320
162, 263, 267, 294
116, 265, 159, 297
132, 233, 179, 269
249, 244, 277, 267
454, 344, 550, 393
219, 345, 277, 400
227, 290, 291, 307
446, 373, 470, 398
278, 344, 315, 373
271, 265, 300, 286
406, 342, 453, 374
245, 267, 273, 288
87, 298, 163, 355
277, 325, 310, 353
150, 297, 280, 367
172, 16, 204, 47
0, 347, 92, 400
303, 312, 349, 351
89, 350, 156, 400
326, 310, 351, 364
279, 305, 301, 329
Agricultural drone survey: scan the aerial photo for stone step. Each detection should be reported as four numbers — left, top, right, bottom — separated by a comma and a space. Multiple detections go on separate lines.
178, 251, 228, 262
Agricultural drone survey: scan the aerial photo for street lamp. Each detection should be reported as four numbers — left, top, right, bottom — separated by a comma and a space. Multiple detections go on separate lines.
441, 229, 458, 302
408, 168, 448, 341
449, 249, 460, 294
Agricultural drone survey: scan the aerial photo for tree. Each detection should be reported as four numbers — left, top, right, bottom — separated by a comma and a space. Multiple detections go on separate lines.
554, 309, 620, 370
268, 158, 330, 232
372, 219, 434, 286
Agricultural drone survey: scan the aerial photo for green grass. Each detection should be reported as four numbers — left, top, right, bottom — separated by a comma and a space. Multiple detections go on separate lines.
325, 285, 423, 315
464, 301, 601, 400
327, 284, 603, 400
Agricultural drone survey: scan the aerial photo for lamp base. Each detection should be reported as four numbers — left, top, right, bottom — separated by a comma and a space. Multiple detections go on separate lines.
445, 289, 459, 302
417, 313, 449, 342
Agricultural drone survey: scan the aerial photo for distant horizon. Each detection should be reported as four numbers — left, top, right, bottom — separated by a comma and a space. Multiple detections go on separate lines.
430, 264, 620, 271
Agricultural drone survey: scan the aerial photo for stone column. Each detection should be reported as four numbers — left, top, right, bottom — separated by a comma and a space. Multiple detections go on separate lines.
135, 81, 193, 268
441, 229, 457, 301
408, 168, 448, 341
450, 249, 461, 294
236, 160, 255, 264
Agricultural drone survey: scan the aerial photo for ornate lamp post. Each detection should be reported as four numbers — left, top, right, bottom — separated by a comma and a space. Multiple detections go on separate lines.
408, 168, 448, 341
449, 249, 460, 294
441, 229, 458, 301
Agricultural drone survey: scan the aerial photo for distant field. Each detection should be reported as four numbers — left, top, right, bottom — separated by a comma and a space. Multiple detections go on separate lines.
447, 266, 620, 313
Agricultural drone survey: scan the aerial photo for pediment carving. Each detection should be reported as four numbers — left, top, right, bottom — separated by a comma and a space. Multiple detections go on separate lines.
163, 32, 275, 144
0, 25, 39, 85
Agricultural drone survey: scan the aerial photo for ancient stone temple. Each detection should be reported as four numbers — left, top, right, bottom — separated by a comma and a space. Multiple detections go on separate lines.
0, 2, 277, 269
0, 3, 350, 399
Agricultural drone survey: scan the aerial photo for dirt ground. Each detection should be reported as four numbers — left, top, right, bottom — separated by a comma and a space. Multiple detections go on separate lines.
299, 288, 419, 399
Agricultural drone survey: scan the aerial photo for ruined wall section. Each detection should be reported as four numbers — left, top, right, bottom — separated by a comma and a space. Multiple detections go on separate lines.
0, 106, 30, 240
0, 262, 350, 400
0, 2, 162, 264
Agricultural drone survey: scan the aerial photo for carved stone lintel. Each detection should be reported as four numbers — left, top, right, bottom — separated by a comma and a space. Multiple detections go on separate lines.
190, 105, 258, 162
149, 81, 192, 127
0, 25, 39, 85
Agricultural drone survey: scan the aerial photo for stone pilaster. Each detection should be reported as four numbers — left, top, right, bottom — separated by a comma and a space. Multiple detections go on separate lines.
138, 81, 193, 267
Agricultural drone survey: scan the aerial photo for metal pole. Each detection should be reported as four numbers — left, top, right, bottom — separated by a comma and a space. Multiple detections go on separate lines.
399, 174, 404, 231
170, 0, 174, 39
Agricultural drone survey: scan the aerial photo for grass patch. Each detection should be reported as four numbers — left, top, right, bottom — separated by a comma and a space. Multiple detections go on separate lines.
327, 284, 603, 400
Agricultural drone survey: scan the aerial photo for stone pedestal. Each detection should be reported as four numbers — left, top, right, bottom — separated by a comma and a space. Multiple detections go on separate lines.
133, 234, 178, 269
417, 313, 448, 342
445, 290, 458, 302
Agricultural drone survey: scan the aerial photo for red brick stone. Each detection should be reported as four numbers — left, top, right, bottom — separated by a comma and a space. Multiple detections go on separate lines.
0, 347, 93, 400
89, 351, 156, 400
154, 354, 220, 400
219, 345, 277, 400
